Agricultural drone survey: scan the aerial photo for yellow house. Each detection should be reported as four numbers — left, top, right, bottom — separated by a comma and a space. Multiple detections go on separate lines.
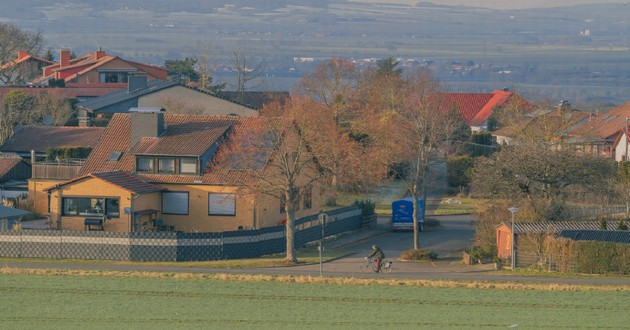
31, 108, 320, 232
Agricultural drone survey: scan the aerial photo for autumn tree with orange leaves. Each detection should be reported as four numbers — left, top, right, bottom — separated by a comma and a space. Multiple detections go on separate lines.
358, 69, 462, 250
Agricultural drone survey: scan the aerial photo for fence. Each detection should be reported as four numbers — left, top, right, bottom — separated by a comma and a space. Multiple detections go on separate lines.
0, 206, 362, 262
516, 253, 574, 273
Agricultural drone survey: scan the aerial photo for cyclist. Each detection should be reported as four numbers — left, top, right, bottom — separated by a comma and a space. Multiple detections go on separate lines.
365, 244, 385, 272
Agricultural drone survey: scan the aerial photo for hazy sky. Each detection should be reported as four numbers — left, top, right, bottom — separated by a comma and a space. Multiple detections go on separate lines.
352, 0, 625, 10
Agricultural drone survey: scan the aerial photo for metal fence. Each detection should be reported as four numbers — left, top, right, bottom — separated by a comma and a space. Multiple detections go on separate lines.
0, 206, 362, 262
516, 253, 574, 273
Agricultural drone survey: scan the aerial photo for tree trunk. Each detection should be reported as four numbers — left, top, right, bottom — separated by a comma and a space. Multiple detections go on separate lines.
285, 191, 297, 263
285, 216, 296, 263
412, 190, 420, 250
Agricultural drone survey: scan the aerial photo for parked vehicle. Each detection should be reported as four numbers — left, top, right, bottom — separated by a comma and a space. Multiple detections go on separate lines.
392, 198, 424, 231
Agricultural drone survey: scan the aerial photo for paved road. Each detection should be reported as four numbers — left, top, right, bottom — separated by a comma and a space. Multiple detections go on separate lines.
5, 214, 629, 285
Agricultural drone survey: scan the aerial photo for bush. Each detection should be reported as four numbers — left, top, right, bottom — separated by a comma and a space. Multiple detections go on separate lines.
571, 241, 630, 274
467, 245, 496, 261
446, 155, 474, 188
400, 248, 437, 261
46, 146, 92, 161
352, 199, 375, 218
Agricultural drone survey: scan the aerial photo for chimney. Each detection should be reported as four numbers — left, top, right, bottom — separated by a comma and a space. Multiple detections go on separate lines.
94, 47, 105, 61
18, 51, 28, 60
129, 107, 166, 147
128, 74, 148, 93
60, 49, 70, 68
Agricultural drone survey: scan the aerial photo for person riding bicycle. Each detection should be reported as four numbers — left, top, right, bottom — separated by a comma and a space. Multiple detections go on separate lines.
365, 244, 385, 272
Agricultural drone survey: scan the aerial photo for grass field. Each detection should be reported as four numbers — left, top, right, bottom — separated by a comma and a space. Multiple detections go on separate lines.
1, 271, 628, 329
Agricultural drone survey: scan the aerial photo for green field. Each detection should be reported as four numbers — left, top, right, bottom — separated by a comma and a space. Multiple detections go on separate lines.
1, 272, 628, 329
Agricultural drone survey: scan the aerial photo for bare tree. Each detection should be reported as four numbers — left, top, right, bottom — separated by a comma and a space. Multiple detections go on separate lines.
362, 70, 462, 249
293, 59, 380, 204
0, 23, 44, 85
215, 99, 323, 263
195, 40, 225, 93
0, 90, 37, 144
293, 58, 358, 124
231, 49, 266, 103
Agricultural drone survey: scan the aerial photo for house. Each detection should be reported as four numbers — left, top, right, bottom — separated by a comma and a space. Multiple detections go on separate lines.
0, 51, 55, 85
492, 106, 591, 146
218, 91, 289, 109
566, 102, 630, 159
34, 49, 167, 87
0, 205, 30, 231
0, 155, 31, 183
496, 221, 623, 267
442, 89, 525, 131
75, 77, 259, 126
30, 108, 320, 233
0, 126, 104, 159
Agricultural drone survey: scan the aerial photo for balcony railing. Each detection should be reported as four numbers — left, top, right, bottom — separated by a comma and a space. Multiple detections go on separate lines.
32, 159, 85, 180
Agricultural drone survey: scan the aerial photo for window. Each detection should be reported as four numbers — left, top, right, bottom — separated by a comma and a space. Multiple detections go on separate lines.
208, 193, 236, 216
302, 186, 312, 210
108, 151, 122, 162
137, 157, 154, 172
162, 192, 188, 215
105, 198, 120, 217
180, 158, 197, 174
62, 197, 120, 218
99, 72, 129, 83
158, 158, 175, 173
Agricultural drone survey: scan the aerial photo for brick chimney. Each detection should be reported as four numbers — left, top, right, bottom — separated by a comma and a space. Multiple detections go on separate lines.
18, 51, 28, 60
94, 48, 105, 61
59, 49, 70, 68
129, 107, 166, 147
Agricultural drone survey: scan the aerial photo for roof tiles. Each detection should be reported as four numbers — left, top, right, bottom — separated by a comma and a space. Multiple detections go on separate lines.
0, 126, 105, 154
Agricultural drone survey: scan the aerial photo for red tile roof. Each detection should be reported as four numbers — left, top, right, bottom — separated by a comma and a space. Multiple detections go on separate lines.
45, 170, 164, 194
442, 90, 517, 126
0, 53, 54, 71
567, 102, 630, 141
0, 156, 23, 178
0, 126, 104, 154
128, 120, 232, 157
493, 108, 591, 139
79, 113, 291, 185
37, 51, 167, 84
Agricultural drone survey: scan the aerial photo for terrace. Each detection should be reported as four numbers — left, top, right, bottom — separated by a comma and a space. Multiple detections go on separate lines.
31, 159, 85, 180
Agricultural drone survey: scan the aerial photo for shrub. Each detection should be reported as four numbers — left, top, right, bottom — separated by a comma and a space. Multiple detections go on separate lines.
467, 245, 496, 261
400, 248, 437, 261
46, 146, 92, 161
446, 155, 474, 188
352, 199, 375, 218
618, 220, 629, 231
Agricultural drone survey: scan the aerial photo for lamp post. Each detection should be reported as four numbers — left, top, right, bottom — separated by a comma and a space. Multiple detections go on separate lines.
508, 207, 519, 270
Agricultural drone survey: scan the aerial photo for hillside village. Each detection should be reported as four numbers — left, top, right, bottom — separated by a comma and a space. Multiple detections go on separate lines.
0, 37, 629, 275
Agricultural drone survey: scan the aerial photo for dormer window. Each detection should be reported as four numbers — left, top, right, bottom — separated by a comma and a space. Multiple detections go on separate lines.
158, 158, 175, 174
180, 158, 197, 174
137, 157, 154, 172
136, 156, 198, 175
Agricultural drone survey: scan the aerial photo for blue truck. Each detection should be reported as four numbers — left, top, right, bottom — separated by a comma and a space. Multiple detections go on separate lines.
391, 198, 424, 231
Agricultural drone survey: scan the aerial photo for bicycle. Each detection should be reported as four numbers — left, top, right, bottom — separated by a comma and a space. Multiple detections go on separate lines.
361, 257, 393, 273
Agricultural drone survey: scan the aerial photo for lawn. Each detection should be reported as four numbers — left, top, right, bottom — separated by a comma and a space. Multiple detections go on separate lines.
0, 247, 348, 269
433, 197, 479, 215
334, 181, 408, 215
1, 272, 627, 329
